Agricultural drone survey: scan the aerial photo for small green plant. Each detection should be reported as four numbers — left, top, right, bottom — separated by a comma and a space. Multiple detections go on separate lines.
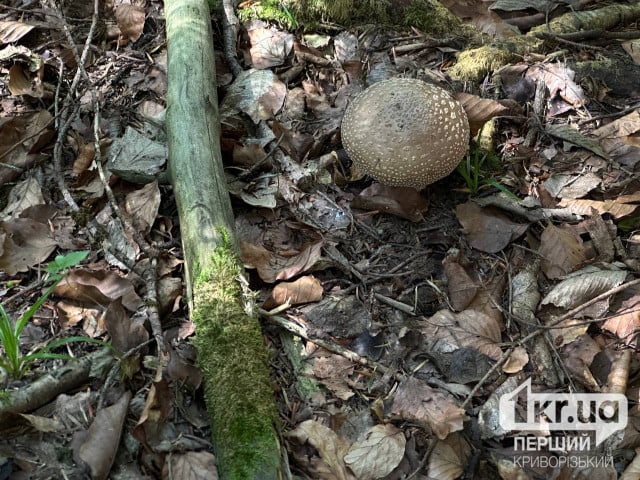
456, 147, 517, 198
0, 250, 100, 379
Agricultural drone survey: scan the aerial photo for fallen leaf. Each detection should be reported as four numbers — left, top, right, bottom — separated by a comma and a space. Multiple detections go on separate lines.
456, 202, 528, 253
75, 391, 132, 480
541, 266, 627, 310
428, 433, 472, 480
124, 180, 161, 233
287, 420, 355, 480
390, 377, 467, 439
343, 424, 406, 480
351, 184, 429, 222
265, 274, 323, 309
502, 346, 529, 374
313, 354, 355, 401
0, 20, 36, 45
539, 223, 589, 279
0, 218, 57, 275
162, 451, 218, 480
421, 309, 503, 360
248, 26, 294, 70
54, 269, 143, 311
114, 4, 145, 44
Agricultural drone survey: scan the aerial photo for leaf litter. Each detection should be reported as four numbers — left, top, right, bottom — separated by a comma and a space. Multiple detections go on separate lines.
1, 0, 640, 478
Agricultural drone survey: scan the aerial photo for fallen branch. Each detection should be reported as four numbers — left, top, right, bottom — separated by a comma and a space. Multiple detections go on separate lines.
164, 0, 281, 478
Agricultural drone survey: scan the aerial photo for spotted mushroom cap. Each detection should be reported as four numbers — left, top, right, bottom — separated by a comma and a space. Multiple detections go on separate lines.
341, 78, 470, 190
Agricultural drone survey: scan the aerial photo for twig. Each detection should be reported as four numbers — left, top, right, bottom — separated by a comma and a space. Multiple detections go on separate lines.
222, 0, 243, 77
461, 277, 640, 408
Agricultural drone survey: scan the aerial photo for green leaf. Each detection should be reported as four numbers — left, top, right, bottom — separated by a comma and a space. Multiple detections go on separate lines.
46, 250, 89, 275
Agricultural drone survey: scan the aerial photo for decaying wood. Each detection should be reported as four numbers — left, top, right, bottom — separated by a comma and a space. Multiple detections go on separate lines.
164, 0, 282, 478
0, 349, 113, 428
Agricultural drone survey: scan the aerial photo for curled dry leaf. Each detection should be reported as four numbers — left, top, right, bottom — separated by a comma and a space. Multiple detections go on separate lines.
240, 240, 323, 283
343, 424, 406, 480
351, 184, 429, 222
54, 269, 143, 311
455, 92, 509, 137
286, 419, 355, 480
558, 191, 640, 219
114, 4, 145, 44
264, 274, 323, 309
502, 346, 529, 374
442, 249, 478, 311
313, 354, 355, 401
560, 335, 601, 390
603, 288, 640, 347
247, 26, 294, 70
220, 69, 287, 123
390, 377, 467, 440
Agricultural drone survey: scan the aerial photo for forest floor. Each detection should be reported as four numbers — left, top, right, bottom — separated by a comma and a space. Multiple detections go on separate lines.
1, 0, 640, 479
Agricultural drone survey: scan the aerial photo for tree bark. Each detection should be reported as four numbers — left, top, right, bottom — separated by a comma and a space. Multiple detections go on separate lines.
164, 1, 282, 478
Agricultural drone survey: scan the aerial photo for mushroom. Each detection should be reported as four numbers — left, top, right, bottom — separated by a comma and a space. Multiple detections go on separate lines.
341, 78, 470, 190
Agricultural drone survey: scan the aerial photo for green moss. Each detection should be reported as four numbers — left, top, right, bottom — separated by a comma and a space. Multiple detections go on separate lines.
238, 0, 298, 29
403, 0, 466, 35
448, 45, 517, 82
191, 235, 280, 480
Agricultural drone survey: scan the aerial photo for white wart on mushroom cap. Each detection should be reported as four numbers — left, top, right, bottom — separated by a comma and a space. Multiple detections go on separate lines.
341, 78, 470, 190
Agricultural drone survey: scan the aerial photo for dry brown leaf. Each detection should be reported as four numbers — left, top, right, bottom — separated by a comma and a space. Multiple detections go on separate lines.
421, 309, 503, 360
526, 63, 586, 114
604, 290, 640, 347
54, 269, 143, 311
265, 274, 323, 309
390, 377, 467, 440
558, 197, 640, 219
313, 354, 355, 401
287, 420, 355, 480
427, 433, 472, 480
8, 61, 43, 97
539, 223, 589, 279
248, 26, 294, 70
240, 240, 323, 283
456, 92, 509, 137
0, 177, 44, 220
0, 110, 54, 186
442, 250, 478, 311
560, 335, 601, 390
124, 180, 161, 233
162, 451, 218, 480
75, 391, 132, 480
0, 20, 36, 44
114, 4, 145, 44
351, 184, 429, 222
455, 202, 528, 253
541, 266, 627, 310
0, 218, 57, 275
502, 346, 529, 374
103, 298, 148, 377
343, 424, 406, 480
